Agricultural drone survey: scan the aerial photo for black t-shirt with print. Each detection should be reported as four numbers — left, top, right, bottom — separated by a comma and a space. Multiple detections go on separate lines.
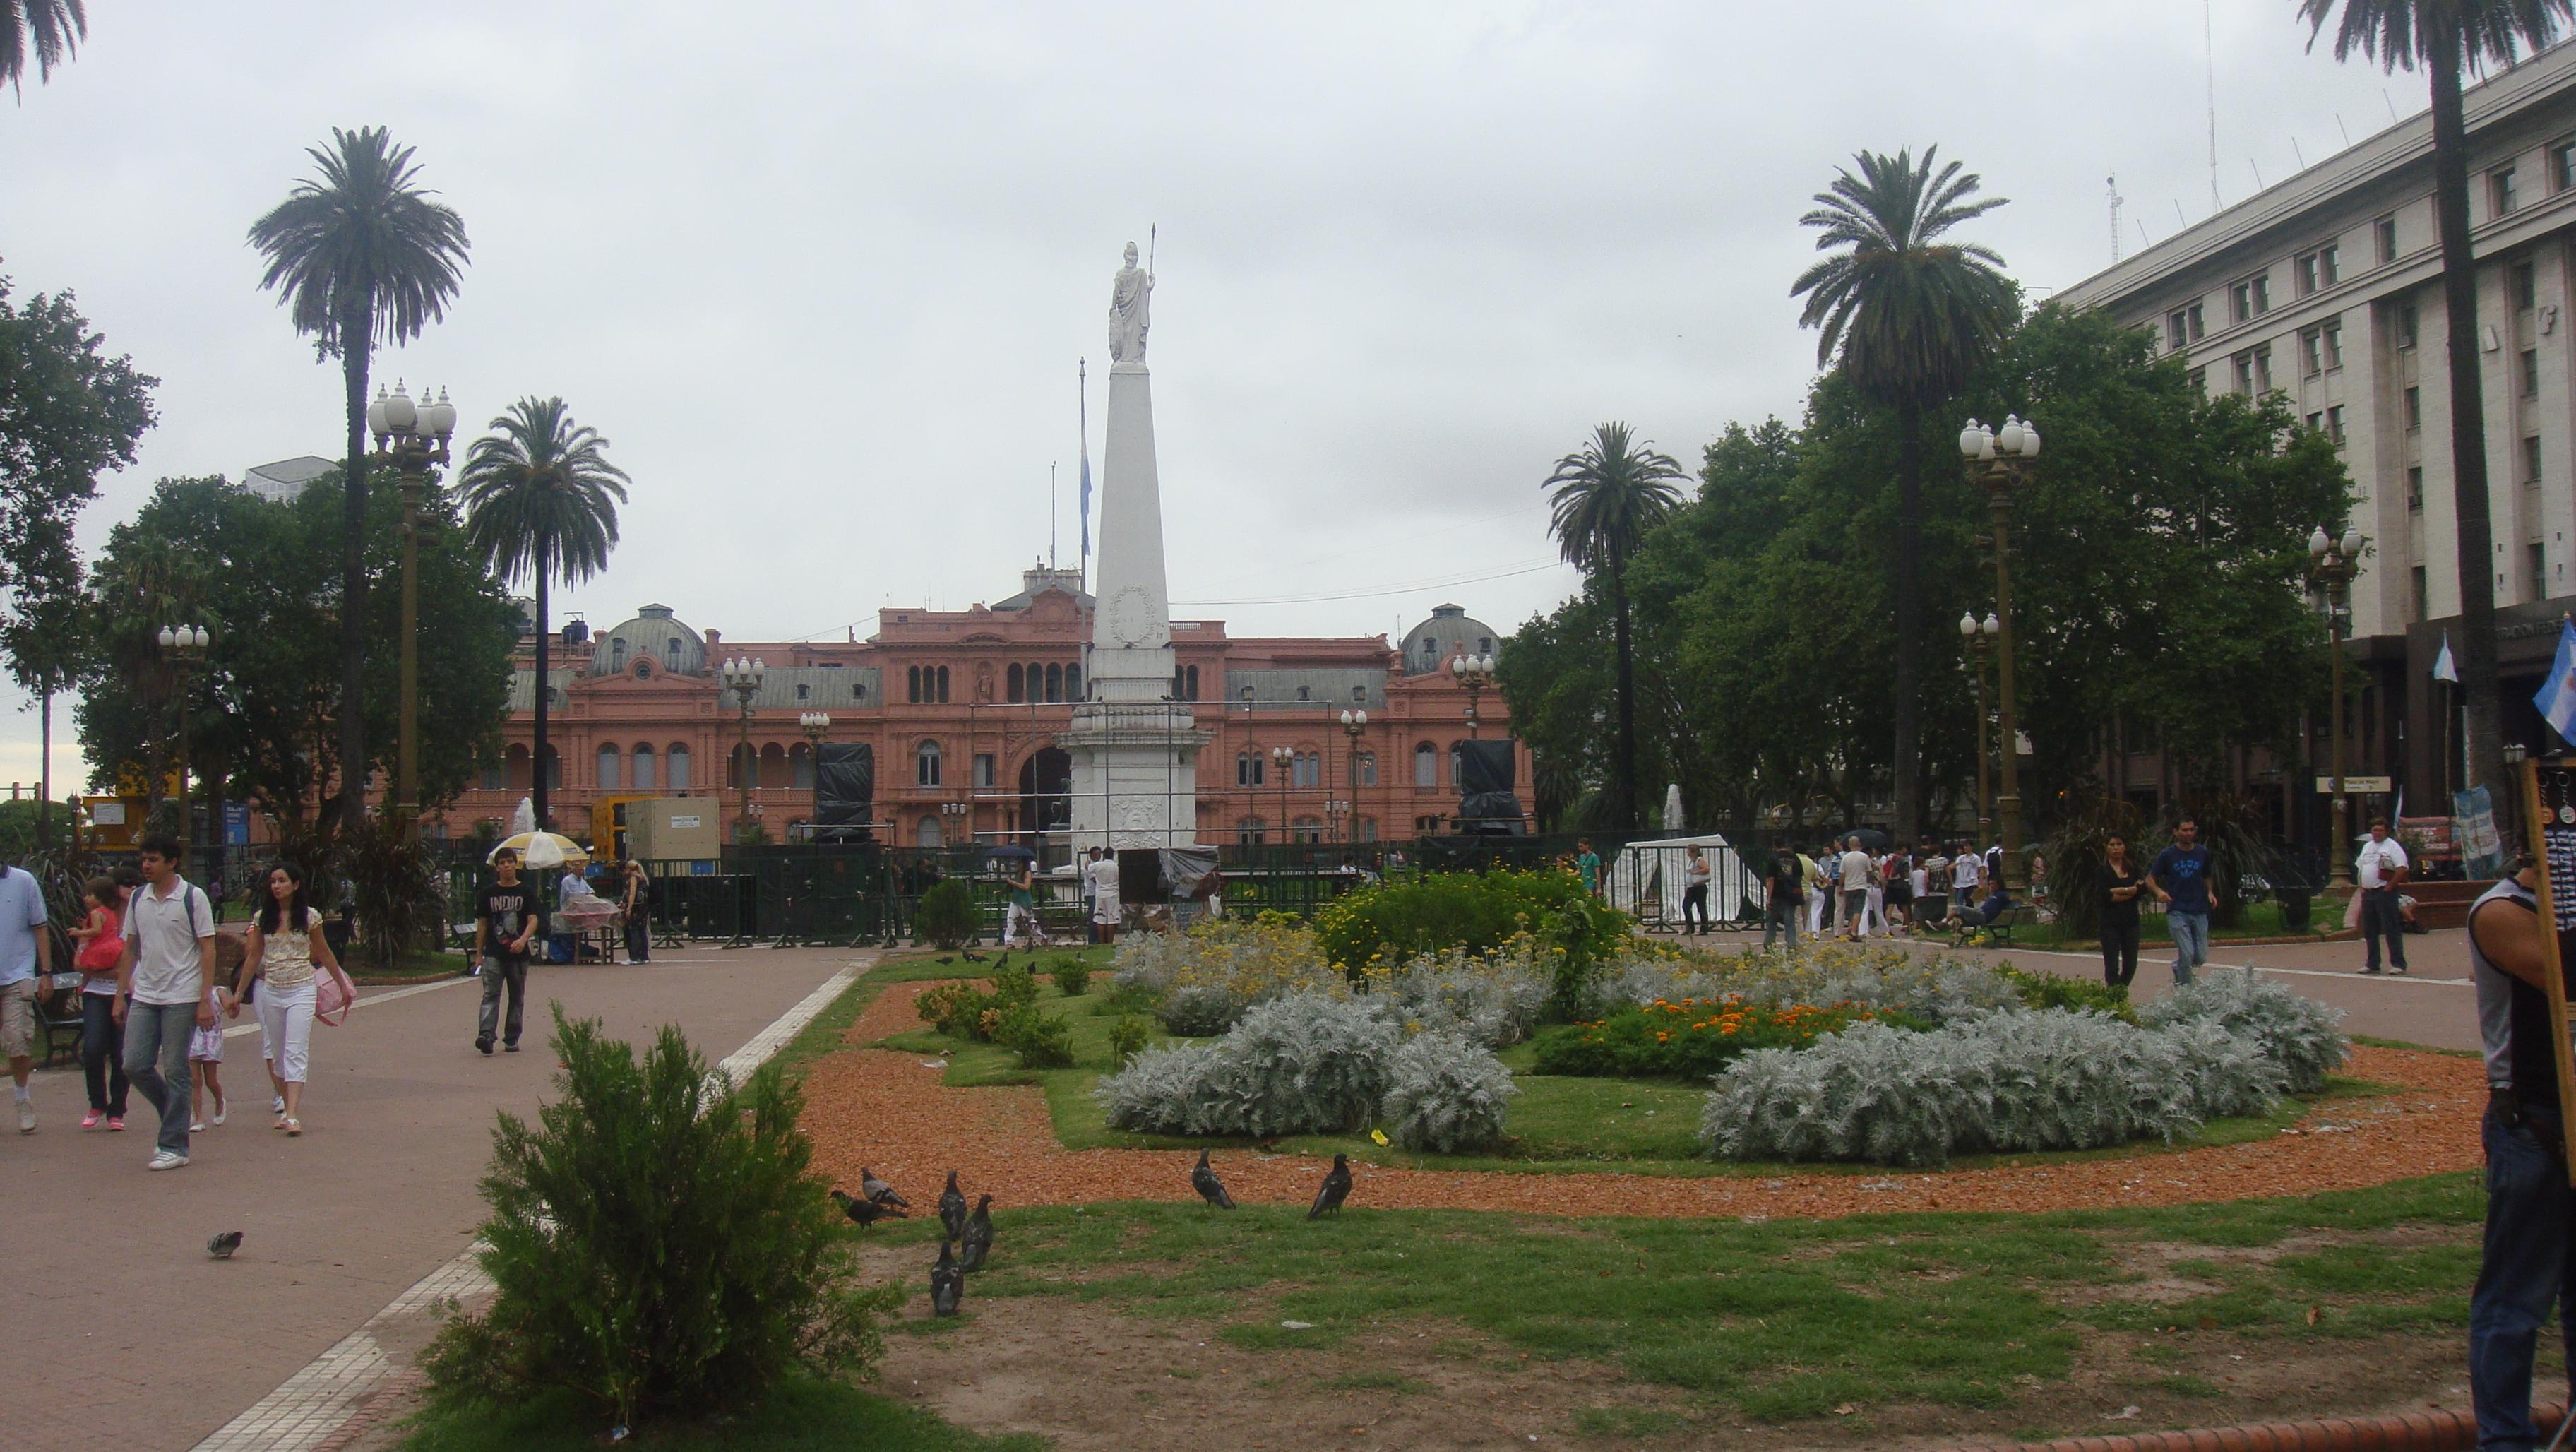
479, 883, 534, 962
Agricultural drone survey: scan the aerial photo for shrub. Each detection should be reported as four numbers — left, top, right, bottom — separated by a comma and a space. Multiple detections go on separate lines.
1096, 992, 1398, 1138
342, 809, 446, 967
1380, 1030, 1517, 1152
1107, 1013, 1151, 1069
1111, 918, 1341, 1035
2138, 973, 2347, 1094
914, 963, 1039, 1043
1594, 942, 2022, 1024
1369, 937, 1553, 1048
1996, 964, 2135, 1020
1530, 996, 1912, 1081
421, 1010, 899, 1429
1051, 958, 1092, 997
993, 1001, 1074, 1069
1313, 870, 1626, 972
911, 879, 979, 948
1700, 1009, 2287, 1167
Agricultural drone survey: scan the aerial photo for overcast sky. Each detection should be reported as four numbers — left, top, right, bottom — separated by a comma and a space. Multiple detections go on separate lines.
0, 1, 2459, 795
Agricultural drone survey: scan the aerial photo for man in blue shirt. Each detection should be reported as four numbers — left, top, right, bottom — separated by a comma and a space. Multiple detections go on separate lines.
0, 857, 52, 1133
2149, 818, 2216, 985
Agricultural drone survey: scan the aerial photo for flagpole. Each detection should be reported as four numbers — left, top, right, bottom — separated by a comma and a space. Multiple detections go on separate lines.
1078, 357, 1090, 598
1050, 462, 1058, 572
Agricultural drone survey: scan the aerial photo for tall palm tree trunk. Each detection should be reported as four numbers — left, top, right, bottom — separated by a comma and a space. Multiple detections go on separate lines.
1891, 398, 1924, 843
1609, 539, 1639, 830
338, 302, 371, 832
2429, 23, 2512, 846
532, 532, 551, 829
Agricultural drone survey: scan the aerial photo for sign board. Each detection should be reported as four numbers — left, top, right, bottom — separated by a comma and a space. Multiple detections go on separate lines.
90, 801, 125, 826
670, 815, 701, 830
2315, 775, 2395, 795
223, 802, 250, 846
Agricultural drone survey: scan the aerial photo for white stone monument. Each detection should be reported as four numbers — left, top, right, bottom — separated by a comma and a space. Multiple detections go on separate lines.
1064, 241, 1208, 852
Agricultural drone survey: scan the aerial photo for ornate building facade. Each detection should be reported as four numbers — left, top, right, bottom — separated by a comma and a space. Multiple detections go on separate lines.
436, 564, 1527, 857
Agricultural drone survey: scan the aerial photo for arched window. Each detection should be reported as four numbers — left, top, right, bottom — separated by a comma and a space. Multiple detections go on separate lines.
1007, 664, 1024, 702
937, 666, 950, 703
1186, 665, 1198, 700
480, 756, 506, 791
632, 743, 657, 792
1292, 816, 1324, 844
761, 742, 787, 790
1357, 753, 1378, 787
1356, 816, 1378, 842
1236, 817, 1266, 846
1066, 665, 1081, 700
730, 743, 756, 790
597, 744, 621, 792
1044, 662, 1063, 702
907, 665, 922, 703
1413, 742, 1436, 788
667, 744, 691, 791
792, 743, 814, 790
1293, 751, 1319, 787
917, 814, 943, 848
1237, 751, 1264, 787
1026, 662, 1042, 698
917, 739, 943, 787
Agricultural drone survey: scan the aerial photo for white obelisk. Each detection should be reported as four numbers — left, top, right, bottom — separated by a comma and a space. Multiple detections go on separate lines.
1065, 240, 1205, 851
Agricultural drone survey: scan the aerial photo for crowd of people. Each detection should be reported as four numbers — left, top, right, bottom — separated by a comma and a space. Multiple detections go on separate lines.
1739, 836, 2025, 953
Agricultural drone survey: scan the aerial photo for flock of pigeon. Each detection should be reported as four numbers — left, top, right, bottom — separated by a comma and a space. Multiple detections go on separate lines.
832, 1150, 1356, 1317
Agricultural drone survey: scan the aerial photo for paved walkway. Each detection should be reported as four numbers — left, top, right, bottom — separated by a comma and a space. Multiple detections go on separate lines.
4, 947, 863, 1452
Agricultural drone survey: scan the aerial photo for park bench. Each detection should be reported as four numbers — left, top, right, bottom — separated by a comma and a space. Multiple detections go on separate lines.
36, 968, 87, 1066
1950, 903, 2027, 948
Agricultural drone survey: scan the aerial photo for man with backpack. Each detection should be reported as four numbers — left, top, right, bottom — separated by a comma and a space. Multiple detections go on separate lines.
114, 834, 217, 1170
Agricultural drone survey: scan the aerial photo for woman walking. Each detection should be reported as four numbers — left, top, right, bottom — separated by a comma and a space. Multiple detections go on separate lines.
2098, 835, 2145, 992
236, 863, 339, 1136
70, 876, 129, 1130
621, 861, 652, 964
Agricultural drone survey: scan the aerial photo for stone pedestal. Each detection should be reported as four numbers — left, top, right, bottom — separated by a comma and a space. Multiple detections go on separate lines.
1063, 701, 1208, 852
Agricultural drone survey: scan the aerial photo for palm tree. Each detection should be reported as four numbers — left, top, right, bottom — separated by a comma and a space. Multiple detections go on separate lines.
2298, 1, 2573, 847
3, 0, 84, 97
456, 397, 630, 831
248, 126, 469, 831
1544, 422, 1687, 830
1791, 146, 2016, 844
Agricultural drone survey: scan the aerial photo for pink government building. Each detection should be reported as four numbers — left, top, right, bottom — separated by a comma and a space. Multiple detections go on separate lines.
436, 564, 1526, 855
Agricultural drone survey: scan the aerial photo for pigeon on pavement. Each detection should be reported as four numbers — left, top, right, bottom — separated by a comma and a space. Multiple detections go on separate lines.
830, 1188, 906, 1227
939, 1170, 968, 1239
1191, 1149, 1236, 1209
861, 1167, 907, 1208
207, 1230, 244, 1259
931, 1241, 964, 1316
1307, 1153, 1352, 1220
960, 1194, 995, 1271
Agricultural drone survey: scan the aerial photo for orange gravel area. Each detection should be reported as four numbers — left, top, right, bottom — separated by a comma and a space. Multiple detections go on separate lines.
800, 979, 2486, 1220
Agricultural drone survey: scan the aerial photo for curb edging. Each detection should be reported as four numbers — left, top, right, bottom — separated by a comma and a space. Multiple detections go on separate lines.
1969, 1401, 2559, 1452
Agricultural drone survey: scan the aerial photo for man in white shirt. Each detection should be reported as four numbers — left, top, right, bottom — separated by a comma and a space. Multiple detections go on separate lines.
1838, 839, 1873, 940
1087, 848, 1122, 944
2354, 817, 2410, 975
1952, 843, 1984, 898
114, 834, 217, 1170
0, 855, 52, 1133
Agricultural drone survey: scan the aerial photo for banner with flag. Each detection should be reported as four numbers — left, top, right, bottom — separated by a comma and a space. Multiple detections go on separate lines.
2433, 631, 2457, 684
2538, 619, 2576, 744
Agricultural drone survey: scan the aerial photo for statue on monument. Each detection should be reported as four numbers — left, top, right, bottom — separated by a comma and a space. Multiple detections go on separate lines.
1107, 240, 1152, 364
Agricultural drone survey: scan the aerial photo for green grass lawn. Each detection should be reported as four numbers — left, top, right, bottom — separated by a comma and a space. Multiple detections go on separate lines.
2006, 900, 2337, 951
400, 1379, 1044, 1451
350, 949, 472, 983
862, 960, 2387, 1178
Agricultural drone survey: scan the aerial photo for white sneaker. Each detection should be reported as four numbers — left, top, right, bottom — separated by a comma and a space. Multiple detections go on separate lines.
189, 1119, 207, 1132
211, 1098, 227, 1127
15, 1099, 32, 1133
146, 1150, 189, 1171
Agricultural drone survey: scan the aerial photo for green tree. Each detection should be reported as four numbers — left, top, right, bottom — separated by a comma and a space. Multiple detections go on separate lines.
1540, 422, 1686, 829
456, 397, 630, 831
2296, 0, 2574, 843
1791, 147, 2017, 843
2, 0, 83, 96
248, 126, 470, 831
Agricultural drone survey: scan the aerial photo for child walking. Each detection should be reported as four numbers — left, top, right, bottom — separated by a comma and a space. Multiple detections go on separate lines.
69, 875, 127, 1129
186, 982, 227, 1132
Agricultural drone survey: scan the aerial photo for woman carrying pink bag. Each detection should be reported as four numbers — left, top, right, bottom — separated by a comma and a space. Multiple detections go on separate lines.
231, 864, 346, 1136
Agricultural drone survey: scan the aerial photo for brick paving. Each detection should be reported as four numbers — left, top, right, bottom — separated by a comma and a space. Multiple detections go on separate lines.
4, 948, 863, 1452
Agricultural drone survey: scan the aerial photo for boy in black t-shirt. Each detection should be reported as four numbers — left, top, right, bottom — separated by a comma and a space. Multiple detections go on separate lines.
474, 849, 537, 1055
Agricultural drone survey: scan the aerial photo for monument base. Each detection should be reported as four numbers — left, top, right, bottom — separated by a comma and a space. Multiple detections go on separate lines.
1061, 701, 1208, 852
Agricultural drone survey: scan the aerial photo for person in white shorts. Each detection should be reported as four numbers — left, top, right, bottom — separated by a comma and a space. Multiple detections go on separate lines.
234, 863, 340, 1136
1086, 848, 1122, 945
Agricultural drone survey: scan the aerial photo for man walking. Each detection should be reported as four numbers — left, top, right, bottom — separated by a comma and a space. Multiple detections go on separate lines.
1838, 837, 1873, 941
0, 850, 52, 1133
1763, 846, 1803, 953
1087, 847, 1121, 946
475, 848, 536, 1054
1575, 840, 1604, 900
2149, 818, 2216, 985
2354, 818, 2410, 975
114, 835, 216, 1170
1680, 845, 1712, 936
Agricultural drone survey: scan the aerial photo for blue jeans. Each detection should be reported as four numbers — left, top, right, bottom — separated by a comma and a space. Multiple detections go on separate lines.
121, 999, 196, 1156
80, 992, 127, 1116
2361, 887, 2409, 971
2471, 1099, 2576, 1450
2168, 909, 2210, 984
1763, 900, 1799, 953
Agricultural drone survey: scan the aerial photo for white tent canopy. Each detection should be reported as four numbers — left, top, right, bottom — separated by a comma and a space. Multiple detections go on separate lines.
1610, 833, 1755, 927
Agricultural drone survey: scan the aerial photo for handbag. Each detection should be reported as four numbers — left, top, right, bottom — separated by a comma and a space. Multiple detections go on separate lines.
314, 960, 357, 1027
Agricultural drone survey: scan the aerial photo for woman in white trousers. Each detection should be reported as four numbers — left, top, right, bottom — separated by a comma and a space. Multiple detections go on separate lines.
232, 863, 340, 1136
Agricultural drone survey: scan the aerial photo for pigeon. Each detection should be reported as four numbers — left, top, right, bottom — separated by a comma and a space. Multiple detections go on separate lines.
1191, 1148, 1236, 1210
207, 1230, 244, 1259
938, 1170, 968, 1239
936, 956, 955, 965
993, 951, 1010, 971
860, 1166, 908, 1208
960, 1194, 995, 1272
930, 1240, 964, 1316
830, 1188, 907, 1227
960, 950, 988, 963
1307, 1153, 1352, 1220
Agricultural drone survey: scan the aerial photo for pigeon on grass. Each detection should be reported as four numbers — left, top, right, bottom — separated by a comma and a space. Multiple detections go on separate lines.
860, 1166, 907, 1208
1191, 1149, 1236, 1209
830, 1188, 907, 1227
1308, 1153, 1352, 1220
960, 1194, 995, 1272
207, 1230, 244, 1259
939, 1170, 968, 1239
931, 1241, 964, 1316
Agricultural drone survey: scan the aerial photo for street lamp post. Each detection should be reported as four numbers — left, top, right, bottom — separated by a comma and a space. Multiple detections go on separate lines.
721, 657, 765, 843
940, 799, 970, 853
1957, 612, 2000, 839
365, 381, 457, 823
1340, 708, 1368, 843
1450, 653, 1495, 739
158, 623, 210, 852
1271, 744, 1295, 852
1958, 414, 2042, 894
799, 710, 831, 843
2309, 526, 2366, 893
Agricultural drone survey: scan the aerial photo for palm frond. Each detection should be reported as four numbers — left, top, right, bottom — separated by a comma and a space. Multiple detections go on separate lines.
2298, 0, 2575, 72
2, 0, 85, 97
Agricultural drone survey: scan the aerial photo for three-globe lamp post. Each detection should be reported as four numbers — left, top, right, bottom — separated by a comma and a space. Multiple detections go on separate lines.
366, 380, 457, 824
2309, 526, 2366, 893
1339, 707, 1368, 843
159, 623, 210, 857
799, 710, 831, 843
721, 657, 765, 843
1450, 652, 1496, 739
1957, 611, 2000, 839
1958, 413, 2041, 893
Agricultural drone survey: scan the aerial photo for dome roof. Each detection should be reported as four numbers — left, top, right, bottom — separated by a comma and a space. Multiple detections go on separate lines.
592, 604, 708, 677
1399, 602, 1501, 677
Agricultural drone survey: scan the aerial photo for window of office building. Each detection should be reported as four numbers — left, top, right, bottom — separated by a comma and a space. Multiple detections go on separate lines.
2251, 274, 2271, 314
2306, 410, 2324, 434
2230, 278, 2253, 323
2296, 253, 2320, 296
2494, 165, 2521, 217
2404, 385, 2422, 430
2327, 405, 2347, 446
2413, 565, 2429, 620
2533, 542, 2551, 600
2525, 434, 2544, 484
2253, 343, 2273, 391
2323, 319, 2342, 368
2320, 242, 2340, 285
2397, 298, 2419, 348
2556, 137, 2576, 192
2376, 214, 2399, 264
2407, 465, 2424, 510
2188, 367, 2207, 393
2233, 351, 2255, 395
2300, 328, 2323, 376
2167, 308, 2191, 350
2517, 259, 2539, 312
2524, 347, 2541, 399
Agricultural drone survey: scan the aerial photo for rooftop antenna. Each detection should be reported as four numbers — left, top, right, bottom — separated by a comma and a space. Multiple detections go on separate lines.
2205, 0, 2221, 211
2137, 217, 2152, 250
2291, 136, 2307, 169
2384, 88, 2399, 122
2335, 112, 2351, 147
2250, 158, 2265, 189
2108, 173, 2125, 262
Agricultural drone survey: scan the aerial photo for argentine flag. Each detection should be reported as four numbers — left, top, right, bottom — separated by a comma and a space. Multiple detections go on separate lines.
2537, 619, 2576, 744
